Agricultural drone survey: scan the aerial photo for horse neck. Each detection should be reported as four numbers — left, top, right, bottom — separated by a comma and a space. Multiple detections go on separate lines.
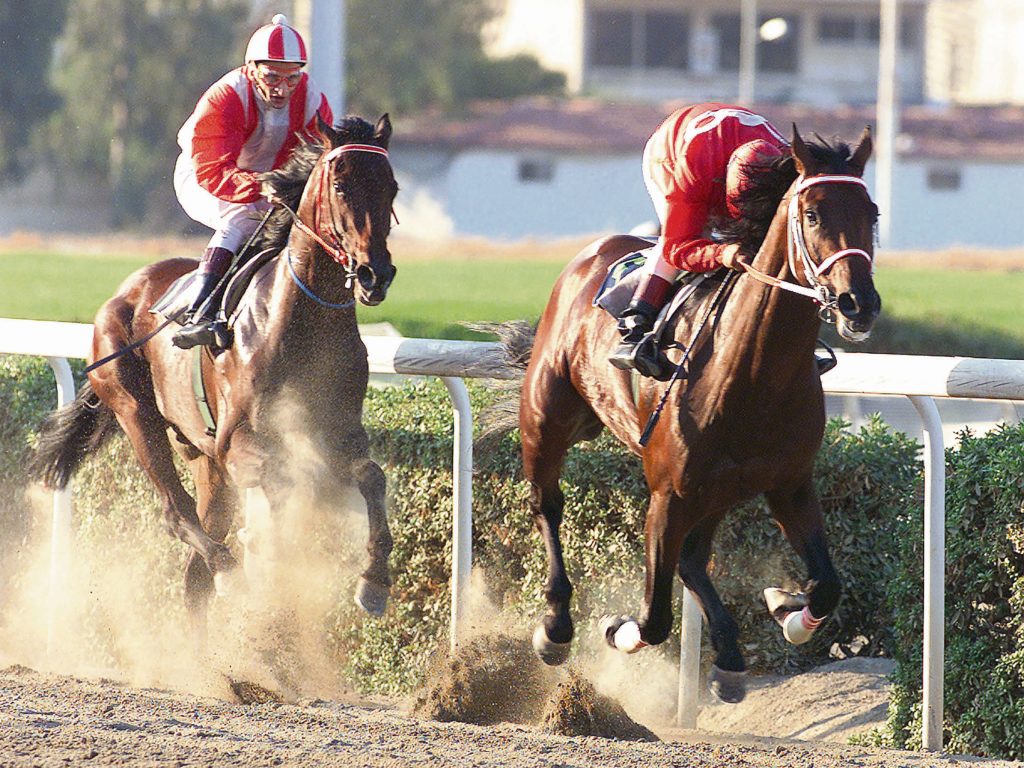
730, 199, 821, 368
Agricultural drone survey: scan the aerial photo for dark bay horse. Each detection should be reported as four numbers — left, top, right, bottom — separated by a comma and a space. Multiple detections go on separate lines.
517, 127, 879, 703
31, 115, 398, 641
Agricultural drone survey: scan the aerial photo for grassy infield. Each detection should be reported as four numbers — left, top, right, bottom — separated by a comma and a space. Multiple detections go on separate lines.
1, 238, 1023, 352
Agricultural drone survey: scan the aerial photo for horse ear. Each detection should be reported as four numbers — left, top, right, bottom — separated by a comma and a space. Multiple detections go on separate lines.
848, 126, 873, 177
374, 113, 392, 149
791, 124, 814, 176
316, 113, 338, 146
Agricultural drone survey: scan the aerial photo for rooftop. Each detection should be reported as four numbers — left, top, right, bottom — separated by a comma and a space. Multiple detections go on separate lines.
396, 98, 1024, 161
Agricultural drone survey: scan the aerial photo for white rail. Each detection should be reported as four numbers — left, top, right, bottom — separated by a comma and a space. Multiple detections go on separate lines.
4, 318, 1024, 752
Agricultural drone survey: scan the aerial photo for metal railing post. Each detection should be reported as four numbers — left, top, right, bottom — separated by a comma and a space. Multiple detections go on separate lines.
44, 356, 76, 657
442, 377, 473, 651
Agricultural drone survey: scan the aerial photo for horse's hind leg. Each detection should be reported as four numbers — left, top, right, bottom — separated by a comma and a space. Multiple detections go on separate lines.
183, 456, 239, 651
764, 476, 840, 645
351, 455, 393, 616
89, 350, 238, 582
676, 513, 747, 703
520, 370, 599, 666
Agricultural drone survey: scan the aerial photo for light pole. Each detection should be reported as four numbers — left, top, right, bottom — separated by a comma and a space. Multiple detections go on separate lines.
876, 0, 901, 248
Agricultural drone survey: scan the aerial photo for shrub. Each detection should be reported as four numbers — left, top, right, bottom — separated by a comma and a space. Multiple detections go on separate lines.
883, 422, 1024, 758
1, 364, 921, 698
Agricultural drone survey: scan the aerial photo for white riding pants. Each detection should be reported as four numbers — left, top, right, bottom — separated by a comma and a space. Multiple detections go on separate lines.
174, 153, 272, 254
640, 137, 682, 282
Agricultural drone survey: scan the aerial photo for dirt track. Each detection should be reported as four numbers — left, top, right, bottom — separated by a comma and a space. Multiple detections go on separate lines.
2, 665, 1021, 768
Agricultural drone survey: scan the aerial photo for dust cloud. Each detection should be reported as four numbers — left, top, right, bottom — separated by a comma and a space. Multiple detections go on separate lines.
0, 391, 376, 704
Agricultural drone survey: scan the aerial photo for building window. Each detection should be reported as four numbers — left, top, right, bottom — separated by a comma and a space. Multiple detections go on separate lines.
927, 168, 961, 191
644, 11, 689, 70
759, 15, 799, 72
518, 158, 555, 184
818, 13, 918, 48
589, 10, 632, 67
589, 8, 689, 71
711, 13, 799, 73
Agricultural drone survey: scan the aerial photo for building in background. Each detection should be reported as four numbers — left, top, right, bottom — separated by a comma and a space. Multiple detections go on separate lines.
392, 99, 1024, 249
486, 0, 928, 106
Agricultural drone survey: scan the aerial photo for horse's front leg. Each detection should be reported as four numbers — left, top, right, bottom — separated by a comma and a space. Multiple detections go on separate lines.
677, 514, 747, 703
763, 476, 841, 645
602, 490, 684, 654
351, 455, 393, 616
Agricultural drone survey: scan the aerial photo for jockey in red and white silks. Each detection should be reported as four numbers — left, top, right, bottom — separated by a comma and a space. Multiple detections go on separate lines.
171, 13, 334, 350
610, 103, 789, 379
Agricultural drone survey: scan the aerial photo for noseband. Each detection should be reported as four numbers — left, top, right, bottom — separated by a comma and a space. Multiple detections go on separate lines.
280, 143, 392, 308
739, 174, 874, 321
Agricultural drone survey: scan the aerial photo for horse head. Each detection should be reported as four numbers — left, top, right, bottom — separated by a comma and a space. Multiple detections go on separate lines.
310, 114, 399, 306
787, 126, 881, 341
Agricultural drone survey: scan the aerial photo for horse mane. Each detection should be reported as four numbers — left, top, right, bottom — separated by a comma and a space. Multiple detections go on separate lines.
252, 117, 381, 255
713, 136, 858, 252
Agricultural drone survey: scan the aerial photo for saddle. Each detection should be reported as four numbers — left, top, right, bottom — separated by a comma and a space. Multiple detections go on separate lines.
593, 247, 713, 351
594, 248, 838, 376
149, 246, 282, 345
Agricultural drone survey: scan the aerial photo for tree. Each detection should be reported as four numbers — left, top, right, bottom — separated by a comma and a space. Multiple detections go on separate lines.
346, 0, 563, 115
0, 0, 69, 181
49, 0, 246, 225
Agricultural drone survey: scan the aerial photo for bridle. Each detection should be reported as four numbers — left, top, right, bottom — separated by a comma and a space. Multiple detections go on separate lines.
279, 142, 393, 308
738, 174, 874, 322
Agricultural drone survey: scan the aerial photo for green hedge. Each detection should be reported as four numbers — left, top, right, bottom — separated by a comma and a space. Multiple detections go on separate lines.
882, 421, 1024, 758
4, 356, 1024, 758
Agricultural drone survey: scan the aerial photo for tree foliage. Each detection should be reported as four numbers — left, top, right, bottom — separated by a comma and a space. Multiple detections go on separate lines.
346, 0, 564, 115
48, 0, 246, 223
0, 0, 69, 181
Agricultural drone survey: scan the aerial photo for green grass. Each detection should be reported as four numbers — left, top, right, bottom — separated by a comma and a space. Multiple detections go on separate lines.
1, 250, 1023, 354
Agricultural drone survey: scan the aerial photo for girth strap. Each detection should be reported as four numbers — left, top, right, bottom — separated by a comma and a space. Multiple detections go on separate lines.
191, 347, 217, 436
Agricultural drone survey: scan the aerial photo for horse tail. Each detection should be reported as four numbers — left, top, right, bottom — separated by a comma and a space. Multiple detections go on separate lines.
469, 320, 536, 441
28, 381, 120, 490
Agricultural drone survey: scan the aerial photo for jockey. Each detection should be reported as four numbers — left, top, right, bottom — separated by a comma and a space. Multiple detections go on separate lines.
609, 103, 788, 379
171, 13, 334, 350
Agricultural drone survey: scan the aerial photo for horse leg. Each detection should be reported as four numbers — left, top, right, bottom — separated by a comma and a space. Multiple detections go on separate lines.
764, 477, 841, 645
90, 358, 238, 582
602, 490, 687, 654
183, 456, 238, 652
350, 456, 393, 617
521, 374, 598, 666
676, 514, 748, 703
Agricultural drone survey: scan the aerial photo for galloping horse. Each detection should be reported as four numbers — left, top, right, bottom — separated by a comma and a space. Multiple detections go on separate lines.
31, 115, 398, 640
517, 127, 879, 703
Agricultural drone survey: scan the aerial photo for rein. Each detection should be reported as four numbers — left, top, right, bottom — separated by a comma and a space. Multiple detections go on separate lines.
736, 174, 873, 320
278, 142, 391, 308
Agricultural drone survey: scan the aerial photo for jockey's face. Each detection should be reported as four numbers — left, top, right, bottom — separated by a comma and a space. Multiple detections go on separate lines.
250, 61, 302, 109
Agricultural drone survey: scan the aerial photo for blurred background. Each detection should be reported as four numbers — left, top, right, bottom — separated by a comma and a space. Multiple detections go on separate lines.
1, 0, 1023, 249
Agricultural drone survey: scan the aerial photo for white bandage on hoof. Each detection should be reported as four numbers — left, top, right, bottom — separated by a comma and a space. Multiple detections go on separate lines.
782, 607, 822, 645
612, 619, 647, 653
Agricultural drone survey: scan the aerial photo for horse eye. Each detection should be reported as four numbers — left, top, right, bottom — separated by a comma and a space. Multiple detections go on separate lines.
805, 209, 819, 226
333, 182, 346, 197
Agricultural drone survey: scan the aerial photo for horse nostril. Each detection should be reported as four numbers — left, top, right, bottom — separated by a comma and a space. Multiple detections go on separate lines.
837, 292, 859, 319
356, 264, 376, 290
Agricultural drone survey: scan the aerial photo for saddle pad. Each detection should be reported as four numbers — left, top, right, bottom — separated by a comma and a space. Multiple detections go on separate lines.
149, 272, 201, 325
593, 248, 653, 317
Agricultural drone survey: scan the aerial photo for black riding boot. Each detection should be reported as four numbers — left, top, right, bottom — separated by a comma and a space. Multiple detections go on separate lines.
608, 274, 674, 380
171, 247, 233, 350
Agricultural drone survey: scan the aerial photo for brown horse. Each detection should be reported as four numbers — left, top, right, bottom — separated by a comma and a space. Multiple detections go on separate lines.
30, 115, 398, 641
515, 127, 879, 703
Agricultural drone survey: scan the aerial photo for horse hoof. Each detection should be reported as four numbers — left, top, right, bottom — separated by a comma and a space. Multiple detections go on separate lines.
532, 625, 571, 666
708, 665, 747, 704
213, 568, 247, 599
598, 614, 647, 653
355, 577, 389, 617
763, 587, 808, 624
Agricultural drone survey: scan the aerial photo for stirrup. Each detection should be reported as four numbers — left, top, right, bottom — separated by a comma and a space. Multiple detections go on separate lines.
172, 319, 231, 350
815, 340, 838, 375
609, 336, 672, 381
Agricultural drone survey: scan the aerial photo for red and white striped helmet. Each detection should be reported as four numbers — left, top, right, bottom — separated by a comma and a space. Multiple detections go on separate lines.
245, 14, 307, 65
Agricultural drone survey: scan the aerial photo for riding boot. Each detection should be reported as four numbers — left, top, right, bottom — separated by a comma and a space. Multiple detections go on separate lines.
171, 247, 234, 350
608, 274, 674, 380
